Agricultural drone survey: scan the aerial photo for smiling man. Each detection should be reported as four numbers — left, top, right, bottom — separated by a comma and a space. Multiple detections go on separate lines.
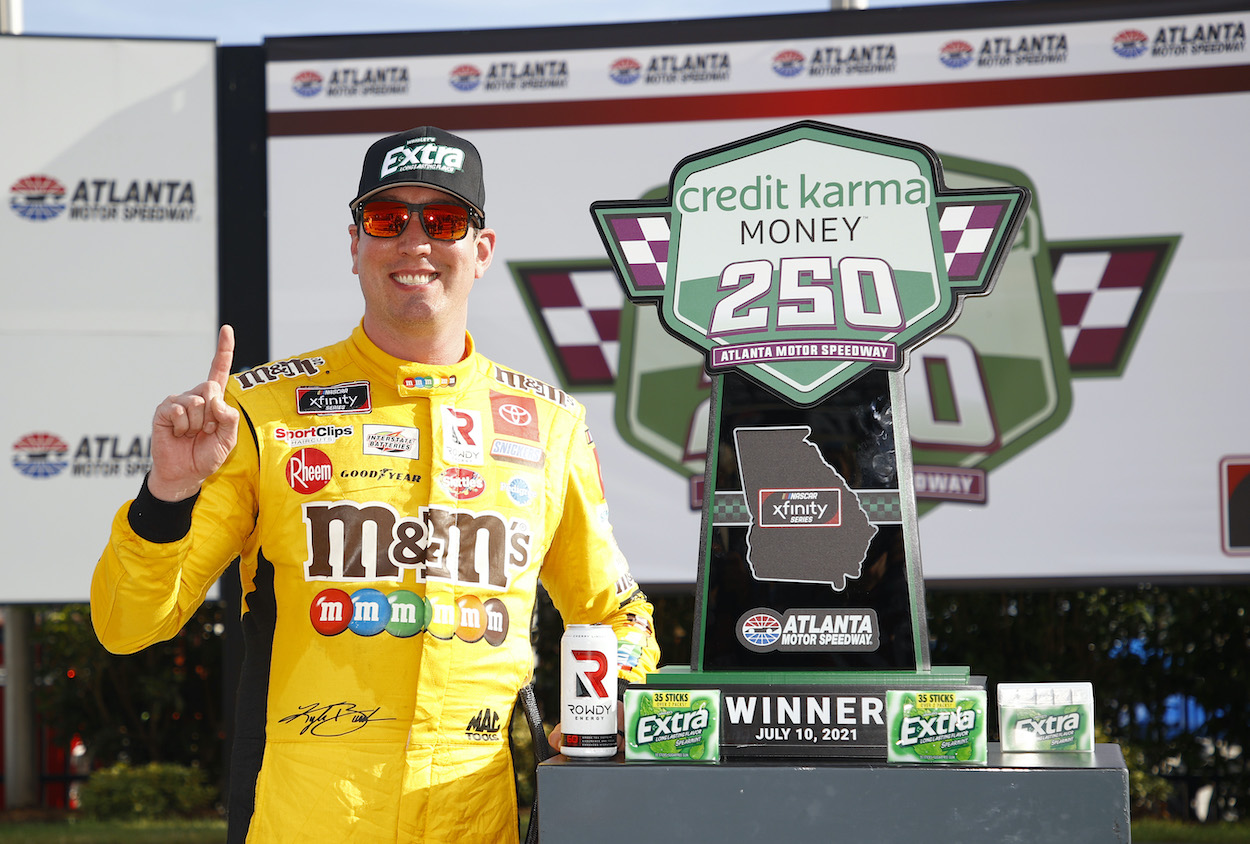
91, 126, 660, 844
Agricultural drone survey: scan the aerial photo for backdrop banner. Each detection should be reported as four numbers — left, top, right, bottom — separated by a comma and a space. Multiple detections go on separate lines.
260, 2, 1250, 585
1, 36, 219, 603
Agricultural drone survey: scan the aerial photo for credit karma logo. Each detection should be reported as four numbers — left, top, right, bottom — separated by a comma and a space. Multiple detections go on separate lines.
10, 175, 67, 221
310, 588, 508, 645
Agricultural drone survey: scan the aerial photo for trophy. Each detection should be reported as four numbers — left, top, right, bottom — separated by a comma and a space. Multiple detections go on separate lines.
593, 121, 1029, 760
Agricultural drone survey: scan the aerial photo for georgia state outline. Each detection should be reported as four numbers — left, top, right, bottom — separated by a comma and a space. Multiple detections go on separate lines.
733, 426, 878, 591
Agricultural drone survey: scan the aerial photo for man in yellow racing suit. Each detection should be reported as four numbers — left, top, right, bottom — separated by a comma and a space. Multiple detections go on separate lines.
91, 126, 660, 844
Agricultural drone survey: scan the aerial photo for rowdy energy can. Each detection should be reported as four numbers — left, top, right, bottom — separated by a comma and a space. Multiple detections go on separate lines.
560, 624, 618, 758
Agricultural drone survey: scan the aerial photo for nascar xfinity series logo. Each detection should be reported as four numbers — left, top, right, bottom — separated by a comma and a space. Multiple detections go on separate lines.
510, 148, 1177, 513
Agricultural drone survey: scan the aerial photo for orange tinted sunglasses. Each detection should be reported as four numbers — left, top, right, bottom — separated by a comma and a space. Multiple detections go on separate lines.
356, 200, 482, 241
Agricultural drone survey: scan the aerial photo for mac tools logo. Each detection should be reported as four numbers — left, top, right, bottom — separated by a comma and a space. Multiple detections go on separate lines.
511, 146, 1177, 514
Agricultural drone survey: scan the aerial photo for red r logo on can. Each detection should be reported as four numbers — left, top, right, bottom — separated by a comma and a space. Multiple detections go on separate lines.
571, 649, 609, 697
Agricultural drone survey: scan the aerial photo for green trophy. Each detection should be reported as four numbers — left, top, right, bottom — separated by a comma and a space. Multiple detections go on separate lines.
593, 121, 1029, 759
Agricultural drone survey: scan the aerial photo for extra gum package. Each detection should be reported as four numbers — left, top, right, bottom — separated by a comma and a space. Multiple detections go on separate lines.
623, 689, 720, 762
997, 681, 1094, 752
886, 689, 987, 764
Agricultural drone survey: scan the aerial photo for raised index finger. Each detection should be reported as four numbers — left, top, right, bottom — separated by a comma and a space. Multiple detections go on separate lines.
208, 324, 236, 390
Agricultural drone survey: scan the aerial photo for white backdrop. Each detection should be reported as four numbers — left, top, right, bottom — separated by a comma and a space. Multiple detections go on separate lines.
263, 6, 1250, 585
1, 37, 219, 602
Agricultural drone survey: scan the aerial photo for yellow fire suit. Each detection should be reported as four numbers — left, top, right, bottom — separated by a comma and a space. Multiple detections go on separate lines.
92, 325, 659, 843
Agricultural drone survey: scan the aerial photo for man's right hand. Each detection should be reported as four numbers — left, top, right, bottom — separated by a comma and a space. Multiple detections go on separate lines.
147, 325, 241, 502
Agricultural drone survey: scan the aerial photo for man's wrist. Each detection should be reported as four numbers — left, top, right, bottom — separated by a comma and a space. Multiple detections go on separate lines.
146, 473, 202, 504
127, 473, 199, 543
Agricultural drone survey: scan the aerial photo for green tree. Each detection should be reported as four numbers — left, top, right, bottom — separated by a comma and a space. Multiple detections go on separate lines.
927, 585, 1250, 820
33, 603, 227, 791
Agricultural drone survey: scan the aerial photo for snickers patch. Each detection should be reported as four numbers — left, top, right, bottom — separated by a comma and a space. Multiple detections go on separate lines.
491, 439, 545, 468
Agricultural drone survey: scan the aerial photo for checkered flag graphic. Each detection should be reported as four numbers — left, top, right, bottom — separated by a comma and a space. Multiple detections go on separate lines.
1048, 242, 1173, 376
603, 213, 671, 291
512, 265, 624, 389
938, 200, 1010, 282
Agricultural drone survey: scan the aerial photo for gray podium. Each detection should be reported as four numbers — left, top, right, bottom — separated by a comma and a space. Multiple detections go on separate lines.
537, 743, 1130, 843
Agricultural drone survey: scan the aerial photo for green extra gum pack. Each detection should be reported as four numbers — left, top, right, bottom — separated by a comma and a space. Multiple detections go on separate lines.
623, 689, 720, 762
886, 689, 988, 764
998, 681, 1095, 752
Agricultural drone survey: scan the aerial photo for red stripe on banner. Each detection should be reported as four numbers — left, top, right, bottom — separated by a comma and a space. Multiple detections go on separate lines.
268, 65, 1250, 137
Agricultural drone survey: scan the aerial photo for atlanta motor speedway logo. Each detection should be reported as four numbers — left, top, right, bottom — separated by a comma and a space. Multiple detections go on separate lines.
737, 607, 880, 653
9, 174, 198, 223
511, 152, 1177, 513
9, 175, 67, 221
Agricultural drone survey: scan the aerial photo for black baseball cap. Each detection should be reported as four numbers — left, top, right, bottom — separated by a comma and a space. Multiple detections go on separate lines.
350, 126, 486, 223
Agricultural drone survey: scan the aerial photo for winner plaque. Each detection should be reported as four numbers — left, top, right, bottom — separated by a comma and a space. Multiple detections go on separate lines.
593, 122, 1029, 760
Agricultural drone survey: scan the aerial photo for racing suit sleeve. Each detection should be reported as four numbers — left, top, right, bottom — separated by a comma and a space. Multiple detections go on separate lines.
91, 399, 259, 655
541, 422, 660, 686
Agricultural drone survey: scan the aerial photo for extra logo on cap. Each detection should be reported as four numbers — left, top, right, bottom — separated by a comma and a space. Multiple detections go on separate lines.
353, 127, 486, 219
381, 137, 466, 179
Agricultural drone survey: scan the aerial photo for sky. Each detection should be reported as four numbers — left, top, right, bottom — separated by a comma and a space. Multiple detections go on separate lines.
14, 0, 979, 45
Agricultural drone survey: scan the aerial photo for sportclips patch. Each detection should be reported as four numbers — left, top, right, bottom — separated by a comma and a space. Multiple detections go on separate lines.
297, 381, 372, 415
